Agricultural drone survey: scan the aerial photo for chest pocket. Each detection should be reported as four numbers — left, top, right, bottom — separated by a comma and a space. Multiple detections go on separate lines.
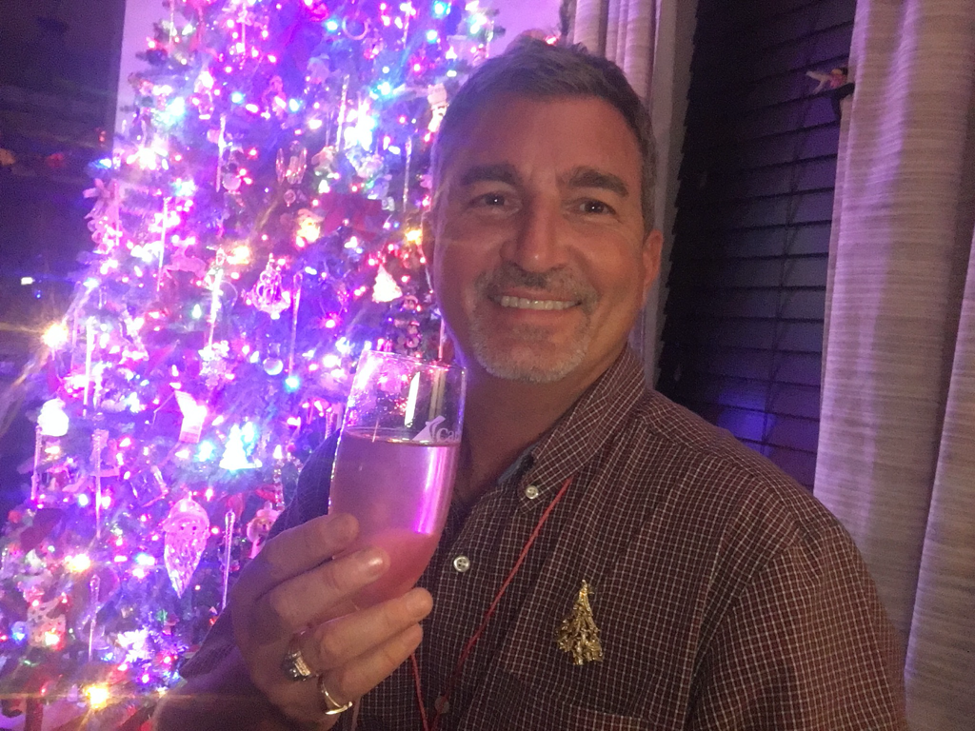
459, 661, 653, 731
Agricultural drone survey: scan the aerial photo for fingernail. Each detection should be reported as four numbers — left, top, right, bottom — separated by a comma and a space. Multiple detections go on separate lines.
355, 548, 386, 576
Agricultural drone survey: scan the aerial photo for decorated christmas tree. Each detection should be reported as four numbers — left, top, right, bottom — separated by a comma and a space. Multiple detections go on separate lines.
0, 1, 501, 727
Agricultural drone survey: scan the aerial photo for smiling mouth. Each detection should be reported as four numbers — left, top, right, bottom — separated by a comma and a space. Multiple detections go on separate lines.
496, 295, 578, 311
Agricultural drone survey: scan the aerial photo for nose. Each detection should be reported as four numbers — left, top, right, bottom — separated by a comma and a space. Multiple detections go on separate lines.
499, 198, 568, 273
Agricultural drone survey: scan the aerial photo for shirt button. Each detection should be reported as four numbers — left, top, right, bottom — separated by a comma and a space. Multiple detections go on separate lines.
452, 555, 471, 573
524, 484, 540, 499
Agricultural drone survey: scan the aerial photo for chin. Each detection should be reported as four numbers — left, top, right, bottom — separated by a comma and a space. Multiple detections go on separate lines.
470, 335, 590, 385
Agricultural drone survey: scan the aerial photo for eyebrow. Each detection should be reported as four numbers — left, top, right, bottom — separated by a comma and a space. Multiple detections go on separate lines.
455, 163, 630, 199
563, 166, 630, 198
459, 163, 520, 187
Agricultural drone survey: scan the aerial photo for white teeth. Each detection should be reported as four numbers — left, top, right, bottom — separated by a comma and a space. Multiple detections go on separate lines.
498, 295, 575, 311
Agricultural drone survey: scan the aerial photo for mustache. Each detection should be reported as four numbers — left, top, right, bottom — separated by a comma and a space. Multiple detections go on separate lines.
475, 262, 598, 309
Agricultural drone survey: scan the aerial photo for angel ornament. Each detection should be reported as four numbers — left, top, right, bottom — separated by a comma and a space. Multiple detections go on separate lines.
249, 256, 292, 320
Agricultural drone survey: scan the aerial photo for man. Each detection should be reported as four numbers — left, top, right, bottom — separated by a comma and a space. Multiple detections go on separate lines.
156, 40, 906, 730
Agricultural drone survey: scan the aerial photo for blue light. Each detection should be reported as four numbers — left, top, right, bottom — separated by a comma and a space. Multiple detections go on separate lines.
197, 441, 216, 461
433, 1, 449, 17
11, 623, 26, 644
134, 552, 156, 567
426, 29, 439, 43
378, 81, 393, 96
325, 19, 339, 32
93, 158, 112, 170
288, 98, 301, 113
285, 375, 300, 391
230, 91, 245, 104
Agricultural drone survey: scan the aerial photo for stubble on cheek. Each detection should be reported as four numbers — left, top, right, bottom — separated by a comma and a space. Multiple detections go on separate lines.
462, 268, 597, 384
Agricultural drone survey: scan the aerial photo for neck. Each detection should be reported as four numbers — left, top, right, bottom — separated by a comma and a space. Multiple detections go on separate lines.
453, 353, 619, 508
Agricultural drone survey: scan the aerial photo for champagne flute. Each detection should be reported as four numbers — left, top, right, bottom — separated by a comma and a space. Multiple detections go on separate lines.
329, 349, 465, 608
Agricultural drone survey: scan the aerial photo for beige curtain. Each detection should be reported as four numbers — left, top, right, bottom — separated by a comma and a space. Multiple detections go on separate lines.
572, 0, 657, 102
813, 0, 975, 728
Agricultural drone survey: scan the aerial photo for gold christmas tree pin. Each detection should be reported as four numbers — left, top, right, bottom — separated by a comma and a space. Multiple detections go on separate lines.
556, 580, 604, 665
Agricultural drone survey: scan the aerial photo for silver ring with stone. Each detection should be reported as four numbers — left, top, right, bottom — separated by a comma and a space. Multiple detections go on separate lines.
281, 638, 315, 682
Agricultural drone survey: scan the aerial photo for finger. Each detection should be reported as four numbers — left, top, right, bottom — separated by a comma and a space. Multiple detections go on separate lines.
319, 623, 424, 709
301, 588, 433, 672
234, 513, 359, 604
256, 547, 391, 636
270, 624, 425, 725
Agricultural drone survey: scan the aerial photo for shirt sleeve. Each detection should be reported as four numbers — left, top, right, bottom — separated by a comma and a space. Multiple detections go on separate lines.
178, 435, 338, 680
687, 522, 908, 730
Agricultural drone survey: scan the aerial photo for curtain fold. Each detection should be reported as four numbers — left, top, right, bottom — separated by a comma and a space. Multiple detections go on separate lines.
573, 0, 656, 102
903, 237, 975, 729
813, 0, 974, 727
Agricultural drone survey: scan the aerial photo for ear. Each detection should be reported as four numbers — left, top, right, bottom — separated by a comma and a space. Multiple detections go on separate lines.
641, 229, 663, 293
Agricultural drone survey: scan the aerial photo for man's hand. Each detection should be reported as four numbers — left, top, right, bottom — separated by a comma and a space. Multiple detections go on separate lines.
230, 513, 433, 728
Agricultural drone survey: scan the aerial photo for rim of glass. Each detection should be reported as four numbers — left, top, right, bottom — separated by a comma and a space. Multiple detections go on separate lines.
358, 349, 464, 374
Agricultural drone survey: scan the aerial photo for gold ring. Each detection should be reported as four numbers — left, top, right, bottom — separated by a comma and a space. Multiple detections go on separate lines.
281, 638, 315, 682
317, 675, 353, 716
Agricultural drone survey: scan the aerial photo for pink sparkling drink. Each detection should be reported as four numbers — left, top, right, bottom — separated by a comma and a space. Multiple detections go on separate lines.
330, 429, 458, 607
329, 351, 465, 608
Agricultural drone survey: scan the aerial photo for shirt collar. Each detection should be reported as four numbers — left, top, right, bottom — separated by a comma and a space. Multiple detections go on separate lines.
517, 347, 647, 502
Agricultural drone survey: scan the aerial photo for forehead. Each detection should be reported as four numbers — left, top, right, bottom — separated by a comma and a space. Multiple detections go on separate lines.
437, 95, 642, 189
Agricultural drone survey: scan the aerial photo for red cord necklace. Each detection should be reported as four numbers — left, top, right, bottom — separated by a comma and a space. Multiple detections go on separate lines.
410, 475, 575, 731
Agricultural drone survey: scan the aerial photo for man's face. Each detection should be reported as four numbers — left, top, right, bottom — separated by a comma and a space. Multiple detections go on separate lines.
424, 95, 662, 386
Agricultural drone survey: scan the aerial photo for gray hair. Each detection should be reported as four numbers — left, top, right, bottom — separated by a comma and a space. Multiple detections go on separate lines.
430, 38, 656, 233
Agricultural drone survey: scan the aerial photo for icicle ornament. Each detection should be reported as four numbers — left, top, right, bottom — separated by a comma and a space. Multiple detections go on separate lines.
162, 497, 211, 597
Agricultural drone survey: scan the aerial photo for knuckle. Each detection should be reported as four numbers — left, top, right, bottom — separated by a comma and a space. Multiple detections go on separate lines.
253, 537, 286, 575
313, 626, 346, 669
381, 598, 413, 633
376, 640, 404, 671
327, 668, 355, 703
381, 626, 420, 667
318, 557, 358, 599
265, 587, 298, 630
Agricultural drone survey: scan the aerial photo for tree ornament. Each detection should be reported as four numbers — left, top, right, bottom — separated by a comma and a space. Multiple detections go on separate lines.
249, 256, 292, 319
26, 596, 67, 650
311, 144, 337, 174
174, 391, 208, 443
162, 497, 211, 597
262, 75, 288, 118
276, 142, 308, 185
246, 501, 281, 558
221, 509, 236, 612
37, 399, 69, 437
342, 11, 370, 40
372, 265, 403, 303
262, 344, 285, 376
556, 580, 603, 665
219, 425, 255, 470
427, 83, 448, 133
82, 178, 121, 253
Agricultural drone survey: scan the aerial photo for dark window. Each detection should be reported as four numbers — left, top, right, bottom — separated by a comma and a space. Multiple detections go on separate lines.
657, 0, 856, 489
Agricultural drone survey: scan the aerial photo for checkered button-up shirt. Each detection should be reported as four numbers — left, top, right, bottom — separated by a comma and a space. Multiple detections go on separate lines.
182, 348, 906, 730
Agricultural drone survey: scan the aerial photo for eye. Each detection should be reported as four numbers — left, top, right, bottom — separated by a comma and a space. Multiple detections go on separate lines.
577, 199, 615, 215
471, 192, 508, 208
